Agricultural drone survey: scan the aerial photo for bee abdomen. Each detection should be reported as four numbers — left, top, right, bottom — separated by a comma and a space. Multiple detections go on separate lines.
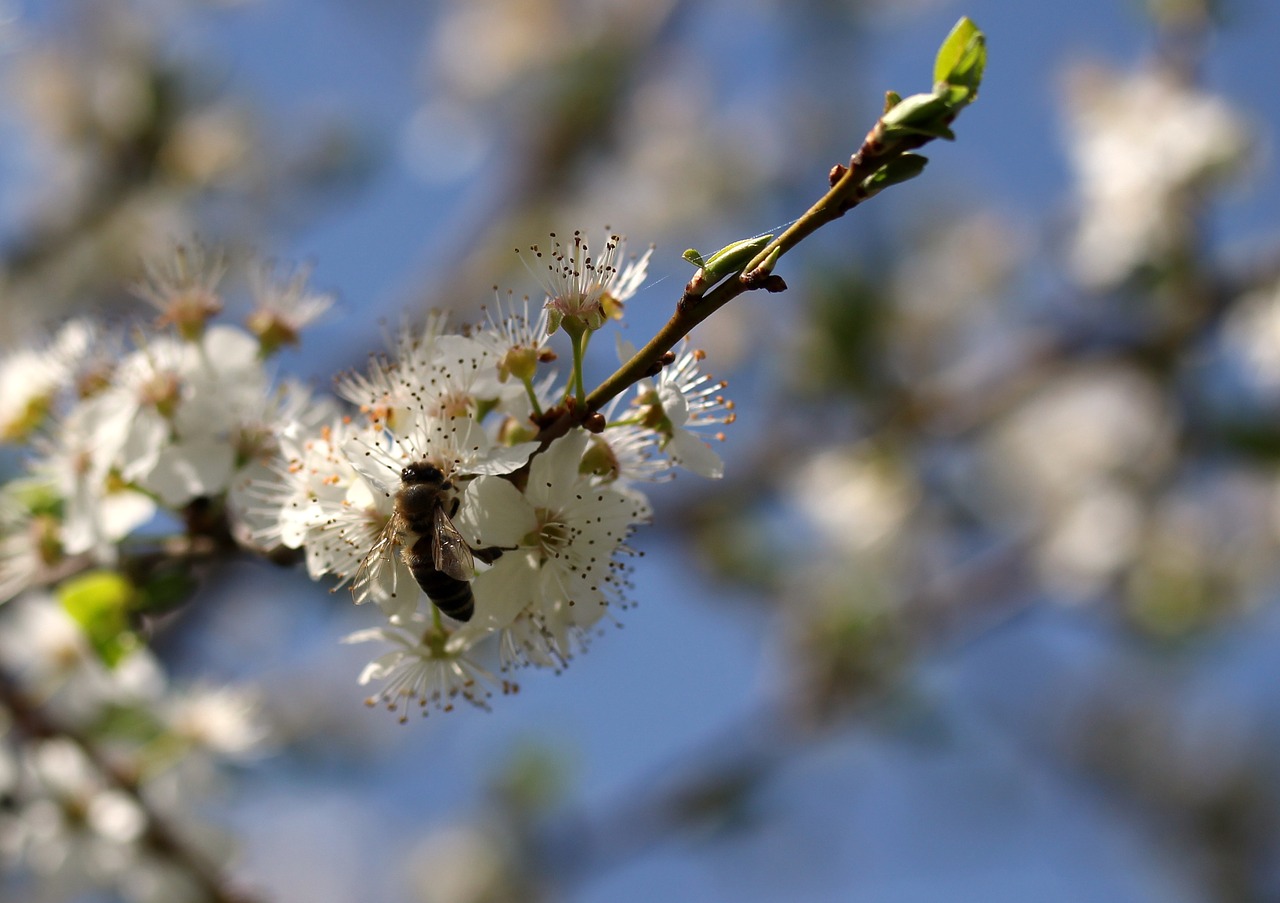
404, 542, 475, 622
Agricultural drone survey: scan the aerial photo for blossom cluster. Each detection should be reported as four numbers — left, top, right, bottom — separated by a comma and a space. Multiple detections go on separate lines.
0, 250, 333, 598
246, 232, 735, 718
0, 231, 734, 723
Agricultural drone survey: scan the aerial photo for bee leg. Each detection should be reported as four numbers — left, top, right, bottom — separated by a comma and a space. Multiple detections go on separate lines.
473, 545, 513, 564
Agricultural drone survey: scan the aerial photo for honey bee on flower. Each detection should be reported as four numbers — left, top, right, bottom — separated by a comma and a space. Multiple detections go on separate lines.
244, 232, 733, 715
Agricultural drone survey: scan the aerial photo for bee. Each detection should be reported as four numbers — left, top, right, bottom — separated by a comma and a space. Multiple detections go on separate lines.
356, 461, 494, 621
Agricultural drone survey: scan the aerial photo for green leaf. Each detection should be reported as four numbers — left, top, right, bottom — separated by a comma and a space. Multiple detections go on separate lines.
860, 153, 929, 196
933, 17, 985, 106
880, 92, 949, 130
685, 234, 774, 280
9, 477, 63, 518
57, 570, 140, 668
933, 17, 977, 84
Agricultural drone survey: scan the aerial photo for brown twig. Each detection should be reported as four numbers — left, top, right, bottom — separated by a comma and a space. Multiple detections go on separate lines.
529, 114, 945, 451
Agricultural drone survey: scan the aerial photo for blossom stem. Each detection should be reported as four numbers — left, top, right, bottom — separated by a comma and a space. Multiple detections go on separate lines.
567, 325, 589, 403
523, 377, 544, 419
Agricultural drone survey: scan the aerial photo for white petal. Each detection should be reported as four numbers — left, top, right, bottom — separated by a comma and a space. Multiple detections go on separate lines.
356, 652, 404, 684
668, 429, 724, 479
657, 382, 690, 428
142, 442, 236, 506
278, 505, 319, 548
526, 432, 589, 504
98, 491, 157, 542
464, 441, 540, 476
454, 476, 537, 547
370, 557, 420, 619
342, 627, 392, 645
448, 551, 539, 641
197, 326, 261, 375
342, 433, 402, 493
116, 411, 170, 483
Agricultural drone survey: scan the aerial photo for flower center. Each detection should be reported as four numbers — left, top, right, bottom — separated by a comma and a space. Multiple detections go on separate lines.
530, 508, 571, 557
138, 371, 182, 419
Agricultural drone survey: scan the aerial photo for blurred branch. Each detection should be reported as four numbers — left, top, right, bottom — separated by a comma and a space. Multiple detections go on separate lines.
0, 664, 260, 903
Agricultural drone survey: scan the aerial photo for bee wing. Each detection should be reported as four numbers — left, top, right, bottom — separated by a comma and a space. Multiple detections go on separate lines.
352, 513, 406, 605
433, 504, 475, 582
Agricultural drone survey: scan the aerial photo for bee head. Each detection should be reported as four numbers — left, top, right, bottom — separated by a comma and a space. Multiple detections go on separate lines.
401, 462, 446, 486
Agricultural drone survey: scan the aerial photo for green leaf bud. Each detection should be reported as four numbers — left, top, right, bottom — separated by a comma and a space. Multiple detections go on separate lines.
57, 570, 140, 668
933, 17, 986, 107
860, 153, 930, 197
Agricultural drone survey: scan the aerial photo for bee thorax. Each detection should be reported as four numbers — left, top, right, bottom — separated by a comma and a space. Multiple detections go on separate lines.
396, 484, 444, 534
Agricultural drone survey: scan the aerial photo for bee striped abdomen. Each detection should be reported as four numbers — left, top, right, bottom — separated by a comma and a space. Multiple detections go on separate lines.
404, 535, 475, 622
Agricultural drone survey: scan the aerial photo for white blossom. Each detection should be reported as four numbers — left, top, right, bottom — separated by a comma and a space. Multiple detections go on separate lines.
0, 595, 165, 722
447, 432, 650, 667
476, 290, 553, 381
1221, 280, 1280, 397
632, 343, 734, 478
343, 613, 512, 720
226, 380, 340, 549
15, 738, 147, 886
590, 418, 672, 486
0, 347, 65, 442
247, 417, 391, 593
0, 481, 64, 603
78, 325, 269, 508
524, 231, 651, 333
791, 445, 919, 554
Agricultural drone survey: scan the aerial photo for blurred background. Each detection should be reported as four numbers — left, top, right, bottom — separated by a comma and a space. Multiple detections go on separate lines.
3, 0, 1280, 901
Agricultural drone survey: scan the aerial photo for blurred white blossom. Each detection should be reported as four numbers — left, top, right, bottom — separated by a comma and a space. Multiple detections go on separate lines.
246, 261, 335, 354
160, 684, 270, 760
1222, 279, 1280, 396
1063, 63, 1251, 287
407, 821, 519, 903
792, 445, 919, 554
0, 594, 164, 720
990, 365, 1174, 512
